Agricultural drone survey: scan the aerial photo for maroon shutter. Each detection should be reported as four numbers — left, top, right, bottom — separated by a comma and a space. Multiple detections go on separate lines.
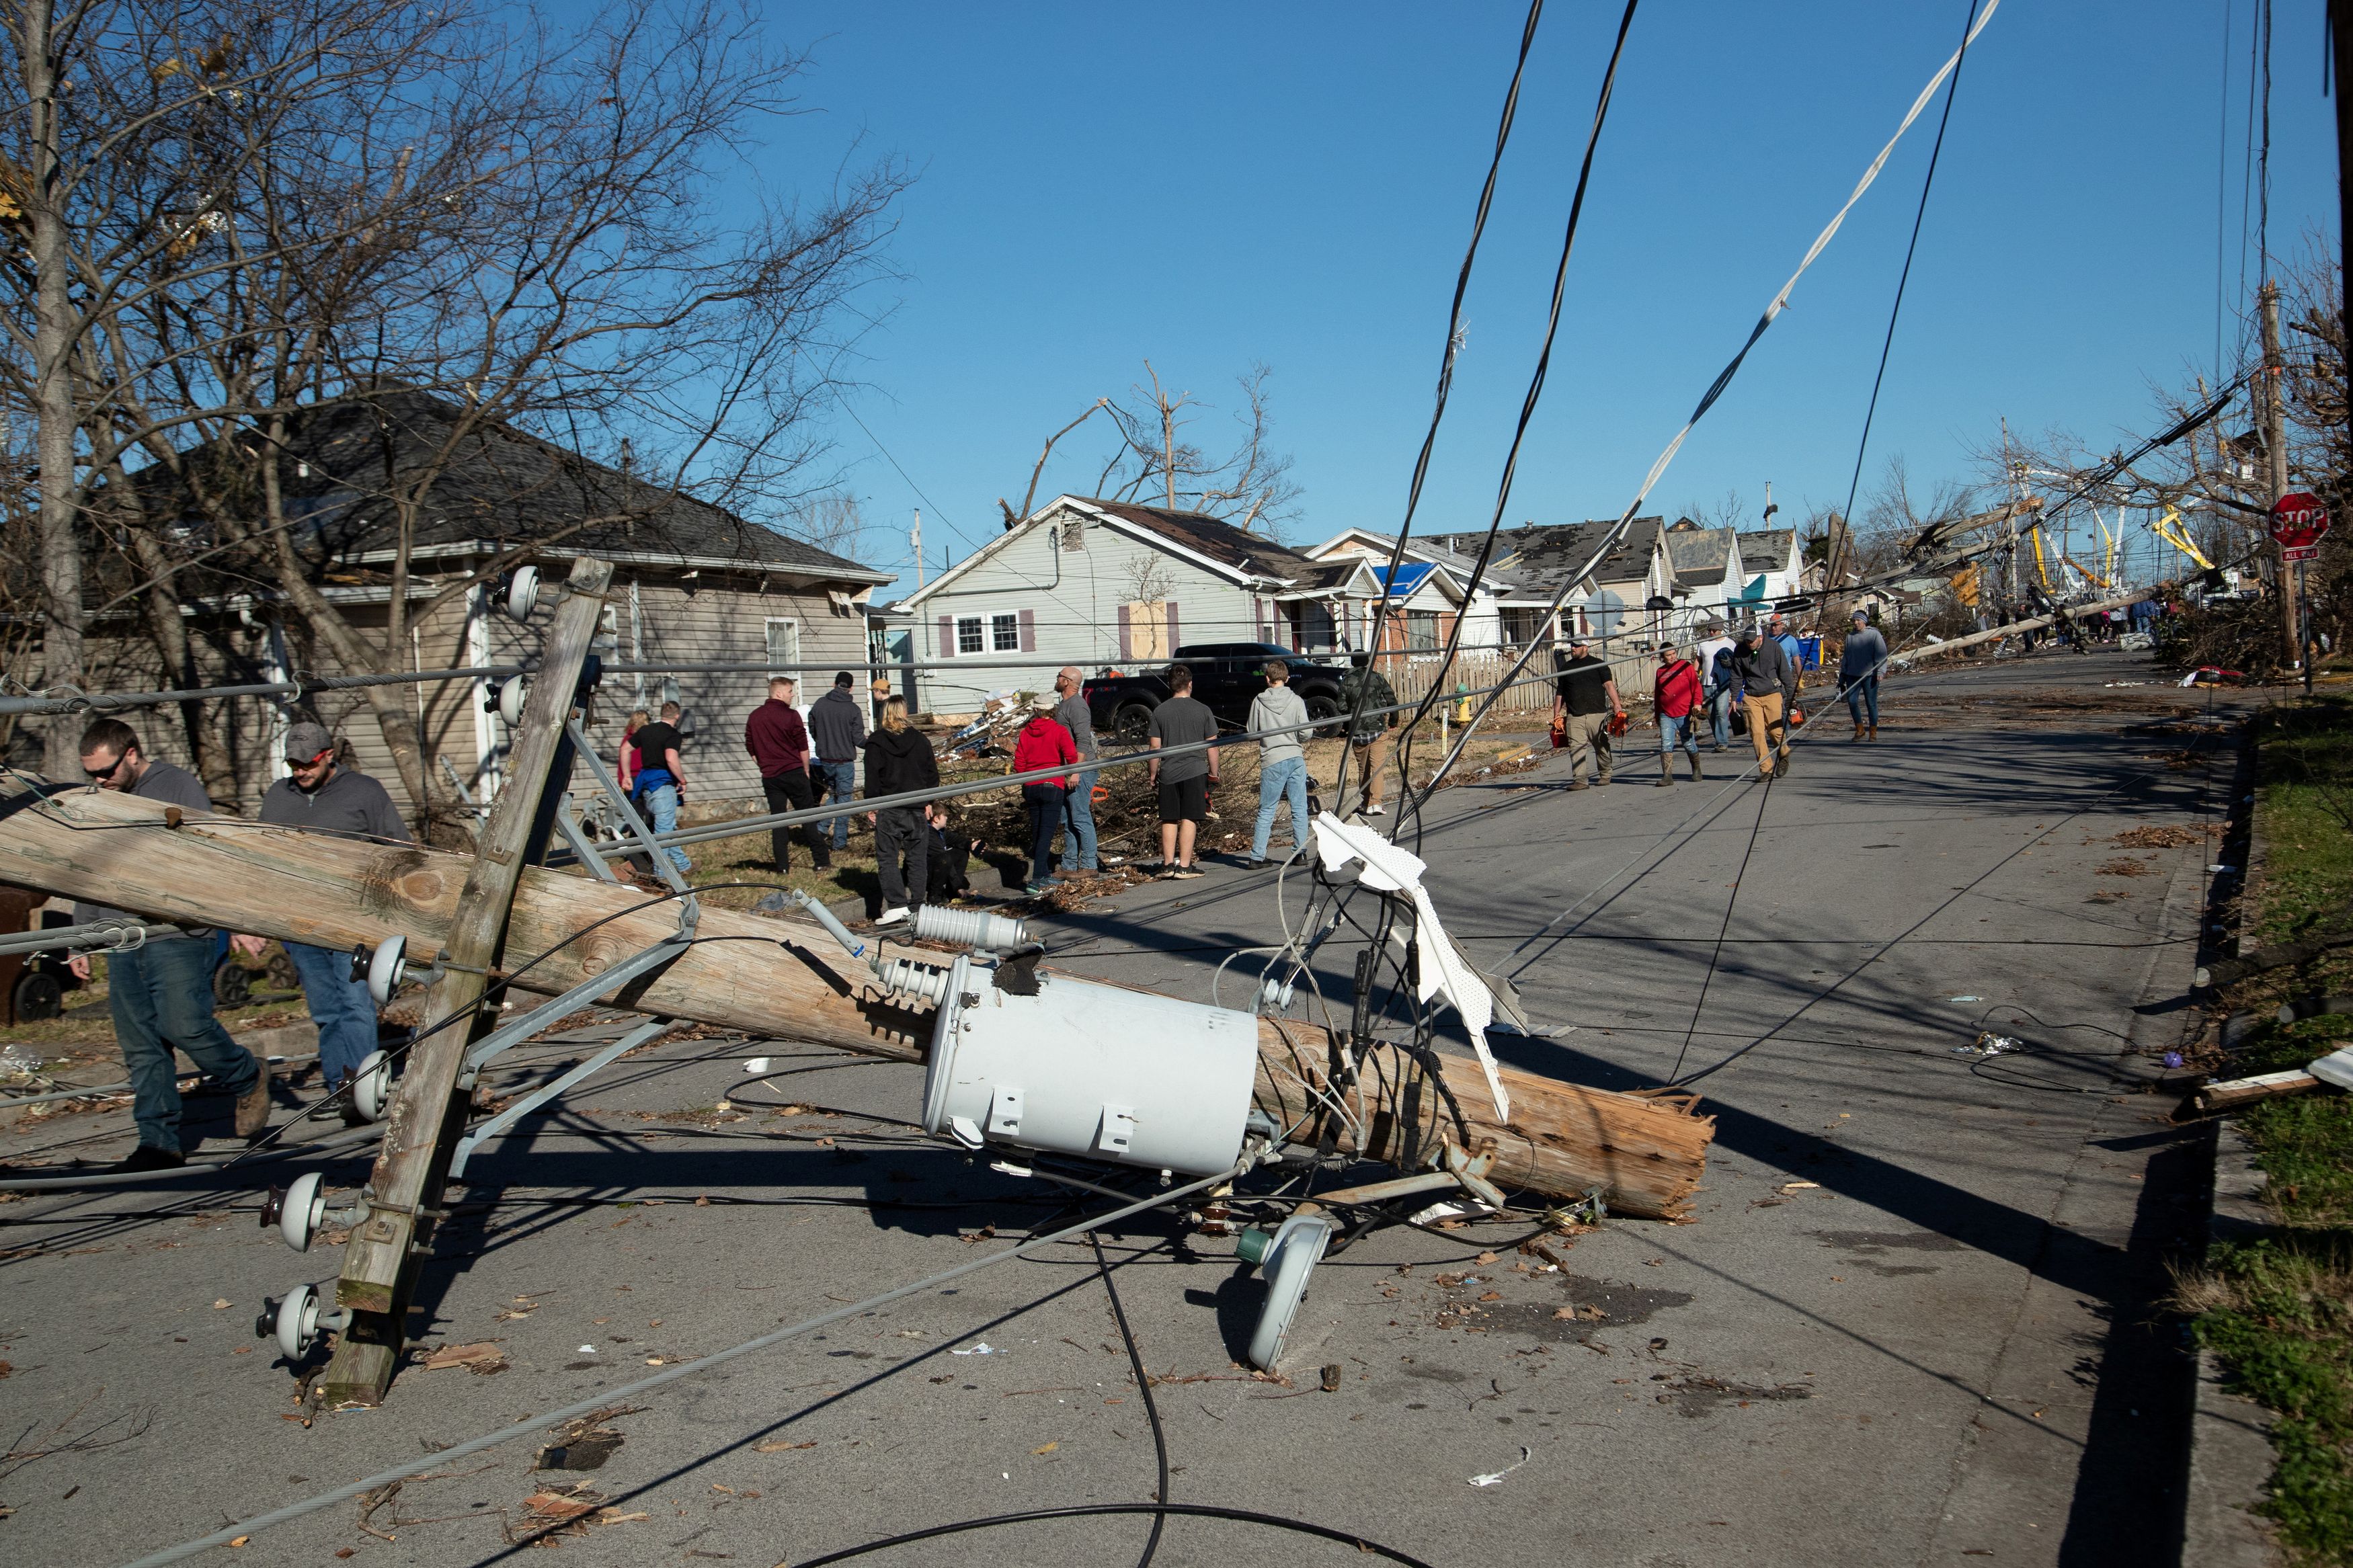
1117, 604, 1131, 661
1018, 608, 1036, 652
1164, 601, 1179, 651
937, 616, 953, 658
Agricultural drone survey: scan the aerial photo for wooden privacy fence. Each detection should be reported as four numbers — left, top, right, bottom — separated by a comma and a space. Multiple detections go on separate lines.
1374, 647, 1661, 718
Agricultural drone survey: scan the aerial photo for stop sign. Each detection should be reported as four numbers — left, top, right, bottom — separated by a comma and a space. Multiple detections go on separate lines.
2271, 491, 2331, 562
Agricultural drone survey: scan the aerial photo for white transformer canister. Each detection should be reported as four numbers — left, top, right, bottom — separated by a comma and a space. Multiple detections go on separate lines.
920, 957, 1261, 1176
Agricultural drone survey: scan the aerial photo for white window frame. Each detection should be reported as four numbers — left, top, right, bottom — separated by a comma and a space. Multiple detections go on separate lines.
765, 615, 801, 675
990, 612, 1021, 652
954, 615, 985, 655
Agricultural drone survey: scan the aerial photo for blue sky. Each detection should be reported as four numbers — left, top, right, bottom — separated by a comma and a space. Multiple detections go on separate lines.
733, 1, 2337, 600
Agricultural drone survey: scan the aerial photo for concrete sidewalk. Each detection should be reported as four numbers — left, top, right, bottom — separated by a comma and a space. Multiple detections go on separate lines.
0, 647, 2233, 1567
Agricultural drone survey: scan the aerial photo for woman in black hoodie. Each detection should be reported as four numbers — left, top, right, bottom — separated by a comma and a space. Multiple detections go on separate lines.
861, 698, 939, 924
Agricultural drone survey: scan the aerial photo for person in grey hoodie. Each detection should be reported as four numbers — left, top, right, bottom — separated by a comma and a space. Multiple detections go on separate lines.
1053, 665, 1116, 872
807, 672, 868, 852
252, 720, 410, 1111
1728, 622, 1798, 779
1839, 608, 1888, 741
1245, 660, 1312, 867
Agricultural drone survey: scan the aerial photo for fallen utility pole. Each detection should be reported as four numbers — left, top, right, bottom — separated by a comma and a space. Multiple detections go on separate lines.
1886, 581, 2173, 667
0, 775, 1713, 1227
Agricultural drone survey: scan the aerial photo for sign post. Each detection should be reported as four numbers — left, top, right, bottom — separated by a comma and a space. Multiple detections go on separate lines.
2270, 493, 2330, 689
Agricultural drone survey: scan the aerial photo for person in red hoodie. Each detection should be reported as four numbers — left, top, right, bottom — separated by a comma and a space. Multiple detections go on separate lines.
744, 676, 830, 872
1652, 638, 1704, 786
1010, 691, 1078, 894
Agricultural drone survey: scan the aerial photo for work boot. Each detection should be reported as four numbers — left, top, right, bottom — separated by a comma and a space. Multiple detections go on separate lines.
1868, 724, 1878, 742
1852, 722, 1865, 741
1689, 754, 1704, 782
234, 1071, 272, 1137
1658, 758, 1673, 788
110, 1143, 186, 1173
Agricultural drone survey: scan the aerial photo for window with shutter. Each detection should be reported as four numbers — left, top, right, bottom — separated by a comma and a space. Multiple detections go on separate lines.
957, 616, 986, 655
990, 613, 1019, 651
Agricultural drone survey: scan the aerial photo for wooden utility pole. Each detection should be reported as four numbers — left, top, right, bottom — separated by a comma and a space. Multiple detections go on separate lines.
315, 556, 613, 1404
2337, 1, 2353, 469
0, 779, 1712, 1228
2262, 278, 2298, 667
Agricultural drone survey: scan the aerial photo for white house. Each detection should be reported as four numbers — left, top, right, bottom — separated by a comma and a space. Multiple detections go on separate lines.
1736, 528, 1804, 611
1304, 528, 1560, 654
888, 496, 1379, 717
1427, 516, 1677, 646
1661, 521, 1747, 634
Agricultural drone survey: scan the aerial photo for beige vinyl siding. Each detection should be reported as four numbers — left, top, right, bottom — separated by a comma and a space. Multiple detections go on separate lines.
906, 507, 1263, 717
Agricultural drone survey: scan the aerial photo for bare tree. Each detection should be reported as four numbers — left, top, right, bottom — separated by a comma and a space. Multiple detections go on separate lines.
5, 0, 906, 836
790, 491, 873, 558
1073, 359, 1302, 533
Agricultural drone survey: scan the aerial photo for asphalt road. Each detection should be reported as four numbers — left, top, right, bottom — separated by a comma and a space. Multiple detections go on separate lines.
0, 645, 2239, 1568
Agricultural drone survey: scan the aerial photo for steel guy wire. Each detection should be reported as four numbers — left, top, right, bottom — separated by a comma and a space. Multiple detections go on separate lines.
1384, 0, 2009, 850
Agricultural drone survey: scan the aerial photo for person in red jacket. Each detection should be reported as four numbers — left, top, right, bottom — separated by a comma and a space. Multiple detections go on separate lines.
1010, 692, 1078, 894
1652, 639, 1704, 786
745, 676, 830, 872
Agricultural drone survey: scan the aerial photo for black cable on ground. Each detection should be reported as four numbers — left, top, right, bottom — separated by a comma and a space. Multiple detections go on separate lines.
787, 1503, 1440, 1568
1091, 1230, 1172, 1568
1666, 772, 1775, 1083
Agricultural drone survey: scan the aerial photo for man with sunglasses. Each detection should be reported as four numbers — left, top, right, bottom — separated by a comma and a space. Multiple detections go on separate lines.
67, 718, 271, 1169
252, 721, 411, 1120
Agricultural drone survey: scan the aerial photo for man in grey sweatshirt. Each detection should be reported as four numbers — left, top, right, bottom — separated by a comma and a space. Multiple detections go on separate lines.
1246, 660, 1312, 866
67, 717, 269, 1167
1840, 608, 1889, 741
1729, 622, 1799, 780
252, 720, 410, 1109
1053, 667, 1115, 871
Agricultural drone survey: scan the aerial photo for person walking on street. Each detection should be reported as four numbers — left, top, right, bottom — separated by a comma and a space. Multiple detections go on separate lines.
861, 697, 938, 924
1730, 622, 1798, 779
1841, 608, 1888, 741
745, 677, 829, 872
1053, 666, 1115, 872
1246, 659, 1311, 867
630, 702, 692, 874
618, 708, 647, 794
1694, 620, 1734, 751
1337, 652, 1396, 817
252, 721, 410, 1122
1012, 693, 1078, 893
1550, 635, 1624, 790
1652, 641, 1704, 786
808, 672, 867, 855
1146, 663, 1219, 876
67, 719, 270, 1169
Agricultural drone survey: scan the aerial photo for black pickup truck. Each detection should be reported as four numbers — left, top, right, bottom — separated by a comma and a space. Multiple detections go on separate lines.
1082, 643, 1348, 743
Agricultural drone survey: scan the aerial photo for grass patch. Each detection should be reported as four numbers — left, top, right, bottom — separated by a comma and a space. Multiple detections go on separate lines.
2194, 694, 2353, 1562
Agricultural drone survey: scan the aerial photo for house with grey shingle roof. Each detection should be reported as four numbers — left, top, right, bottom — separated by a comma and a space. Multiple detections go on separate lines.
1662, 520, 1747, 627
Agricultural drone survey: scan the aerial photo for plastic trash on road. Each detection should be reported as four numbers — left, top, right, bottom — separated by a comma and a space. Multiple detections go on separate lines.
1952, 1032, 2024, 1057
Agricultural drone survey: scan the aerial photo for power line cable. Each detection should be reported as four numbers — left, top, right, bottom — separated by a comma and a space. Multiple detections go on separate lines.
1829, 0, 1981, 582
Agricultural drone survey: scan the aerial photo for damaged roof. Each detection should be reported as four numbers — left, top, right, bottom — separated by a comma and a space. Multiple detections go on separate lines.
1073, 497, 1324, 580
1433, 516, 1665, 589
1663, 525, 1735, 587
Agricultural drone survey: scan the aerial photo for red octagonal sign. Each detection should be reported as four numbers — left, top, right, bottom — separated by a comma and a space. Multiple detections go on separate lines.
2271, 491, 2331, 563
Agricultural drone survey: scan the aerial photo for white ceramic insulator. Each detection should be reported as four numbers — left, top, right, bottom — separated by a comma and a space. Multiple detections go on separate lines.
911, 905, 1029, 952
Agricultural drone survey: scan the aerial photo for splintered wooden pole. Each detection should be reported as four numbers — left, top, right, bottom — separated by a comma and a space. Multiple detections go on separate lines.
316, 555, 614, 1405
0, 752, 1714, 1231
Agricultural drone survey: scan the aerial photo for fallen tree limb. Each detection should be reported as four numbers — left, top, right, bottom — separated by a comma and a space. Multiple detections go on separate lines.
0, 778, 1712, 1216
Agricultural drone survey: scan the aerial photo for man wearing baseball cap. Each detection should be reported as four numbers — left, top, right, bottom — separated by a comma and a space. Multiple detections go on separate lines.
250, 721, 411, 1113
1550, 632, 1624, 790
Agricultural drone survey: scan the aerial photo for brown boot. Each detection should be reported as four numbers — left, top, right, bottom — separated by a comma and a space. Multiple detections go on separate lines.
1851, 722, 1865, 741
234, 1071, 271, 1137
1868, 724, 1878, 742
1657, 758, 1673, 787
1688, 753, 1703, 782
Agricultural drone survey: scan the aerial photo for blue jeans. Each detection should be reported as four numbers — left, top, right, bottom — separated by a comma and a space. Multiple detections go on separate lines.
1062, 767, 1100, 870
816, 759, 858, 850
1707, 688, 1733, 748
108, 938, 260, 1152
1252, 755, 1310, 859
1661, 713, 1700, 760
1845, 673, 1880, 728
284, 940, 379, 1086
645, 783, 691, 872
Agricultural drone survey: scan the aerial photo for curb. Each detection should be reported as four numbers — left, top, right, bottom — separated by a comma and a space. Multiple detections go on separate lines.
2183, 1119, 2282, 1567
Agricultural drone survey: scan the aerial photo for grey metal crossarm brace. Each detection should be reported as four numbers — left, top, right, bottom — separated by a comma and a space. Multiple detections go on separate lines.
458, 934, 696, 1082
450, 1016, 676, 1177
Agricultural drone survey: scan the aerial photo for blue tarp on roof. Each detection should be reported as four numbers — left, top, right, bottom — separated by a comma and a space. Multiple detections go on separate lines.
1374, 563, 1438, 595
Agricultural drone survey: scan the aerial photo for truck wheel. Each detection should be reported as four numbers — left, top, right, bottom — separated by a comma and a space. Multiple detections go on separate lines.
1304, 694, 1341, 737
1113, 703, 1155, 744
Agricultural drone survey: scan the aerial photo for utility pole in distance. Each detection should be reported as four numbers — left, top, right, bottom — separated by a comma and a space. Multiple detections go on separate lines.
910, 508, 924, 591
2262, 279, 2297, 667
